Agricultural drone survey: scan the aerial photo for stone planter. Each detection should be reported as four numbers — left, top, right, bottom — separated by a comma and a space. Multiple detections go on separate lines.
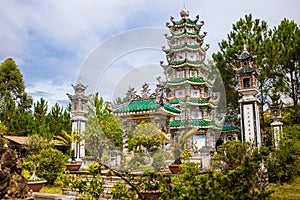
168, 165, 182, 174
27, 180, 47, 192
66, 163, 82, 171
140, 190, 163, 200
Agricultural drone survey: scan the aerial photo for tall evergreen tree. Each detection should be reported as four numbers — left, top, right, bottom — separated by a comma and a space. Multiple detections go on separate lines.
271, 19, 300, 106
0, 58, 32, 109
47, 103, 71, 140
212, 14, 270, 129
32, 98, 51, 138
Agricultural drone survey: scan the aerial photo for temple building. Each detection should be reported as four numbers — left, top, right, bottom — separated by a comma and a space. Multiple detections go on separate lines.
160, 9, 218, 152
113, 83, 181, 152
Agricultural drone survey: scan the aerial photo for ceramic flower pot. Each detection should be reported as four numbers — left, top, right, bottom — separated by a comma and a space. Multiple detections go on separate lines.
65, 163, 81, 171
168, 165, 182, 174
27, 180, 47, 192
140, 189, 163, 200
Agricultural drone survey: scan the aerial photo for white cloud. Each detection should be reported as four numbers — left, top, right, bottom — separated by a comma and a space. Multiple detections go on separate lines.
0, 0, 299, 106
26, 80, 73, 108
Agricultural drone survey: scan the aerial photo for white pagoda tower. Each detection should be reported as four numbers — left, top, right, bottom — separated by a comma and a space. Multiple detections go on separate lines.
235, 47, 262, 147
67, 81, 91, 161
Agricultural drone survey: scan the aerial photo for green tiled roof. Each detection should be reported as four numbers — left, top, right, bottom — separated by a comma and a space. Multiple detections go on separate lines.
171, 60, 185, 65
170, 60, 203, 66
187, 60, 203, 65
191, 119, 211, 126
222, 126, 240, 132
169, 120, 188, 127
237, 67, 254, 73
169, 119, 211, 128
114, 99, 157, 113
175, 19, 196, 26
169, 98, 184, 104
163, 103, 181, 114
224, 115, 235, 120
169, 78, 186, 83
172, 44, 201, 50
189, 98, 208, 104
188, 77, 204, 83
113, 99, 180, 114
169, 98, 209, 105
168, 77, 205, 84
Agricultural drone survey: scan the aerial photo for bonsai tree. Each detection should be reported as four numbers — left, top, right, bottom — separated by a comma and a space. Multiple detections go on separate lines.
127, 121, 167, 171
171, 128, 198, 165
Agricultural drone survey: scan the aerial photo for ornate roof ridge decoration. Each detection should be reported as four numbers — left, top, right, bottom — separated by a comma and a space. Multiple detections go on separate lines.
72, 80, 88, 90
235, 46, 252, 61
166, 9, 205, 32
233, 45, 260, 74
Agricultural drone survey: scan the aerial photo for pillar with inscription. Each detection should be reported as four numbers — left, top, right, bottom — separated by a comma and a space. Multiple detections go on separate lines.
269, 94, 283, 147
234, 47, 262, 147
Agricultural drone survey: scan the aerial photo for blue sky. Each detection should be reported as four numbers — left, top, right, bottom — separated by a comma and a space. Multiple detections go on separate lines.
0, 0, 299, 108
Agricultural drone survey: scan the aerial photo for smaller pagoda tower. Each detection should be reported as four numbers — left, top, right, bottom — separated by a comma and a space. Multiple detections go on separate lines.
67, 81, 91, 161
269, 93, 283, 147
234, 47, 262, 147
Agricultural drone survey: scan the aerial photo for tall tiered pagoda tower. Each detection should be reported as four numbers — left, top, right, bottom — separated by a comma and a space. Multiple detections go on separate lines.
67, 81, 91, 161
234, 47, 262, 147
161, 9, 216, 151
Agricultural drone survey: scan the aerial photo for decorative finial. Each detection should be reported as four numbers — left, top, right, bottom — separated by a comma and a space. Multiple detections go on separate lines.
180, 8, 189, 19
243, 43, 247, 51
78, 76, 82, 84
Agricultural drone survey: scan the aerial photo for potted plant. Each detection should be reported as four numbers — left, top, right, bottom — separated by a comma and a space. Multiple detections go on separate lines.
139, 172, 163, 200
27, 163, 47, 192
65, 149, 82, 171
168, 128, 198, 174
66, 132, 82, 171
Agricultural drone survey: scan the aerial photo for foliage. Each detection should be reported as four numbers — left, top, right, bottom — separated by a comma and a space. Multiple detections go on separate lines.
281, 104, 300, 125
0, 58, 33, 135
110, 181, 136, 200
271, 19, 300, 106
47, 103, 71, 140
87, 162, 102, 176
269, 176, 300, 200
151, 148, 168, 171
84, 93, 123, 161
267, 124, 300, 183
127, 121, 167, 171
26, 134, 49, 155
0, 58, 32, 109
93, 93, 123, 148
211, 140, 252, 172
62, 165, 105, 200
128, 121, 164, 153
138, 171, 163, 191
212, 14, 269, 113
35, 148, 66, 185
160, 150, 272, 199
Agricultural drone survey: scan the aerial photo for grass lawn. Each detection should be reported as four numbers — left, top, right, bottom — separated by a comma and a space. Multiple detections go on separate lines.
270, 177, 300, 199
40, 183, 62, 194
